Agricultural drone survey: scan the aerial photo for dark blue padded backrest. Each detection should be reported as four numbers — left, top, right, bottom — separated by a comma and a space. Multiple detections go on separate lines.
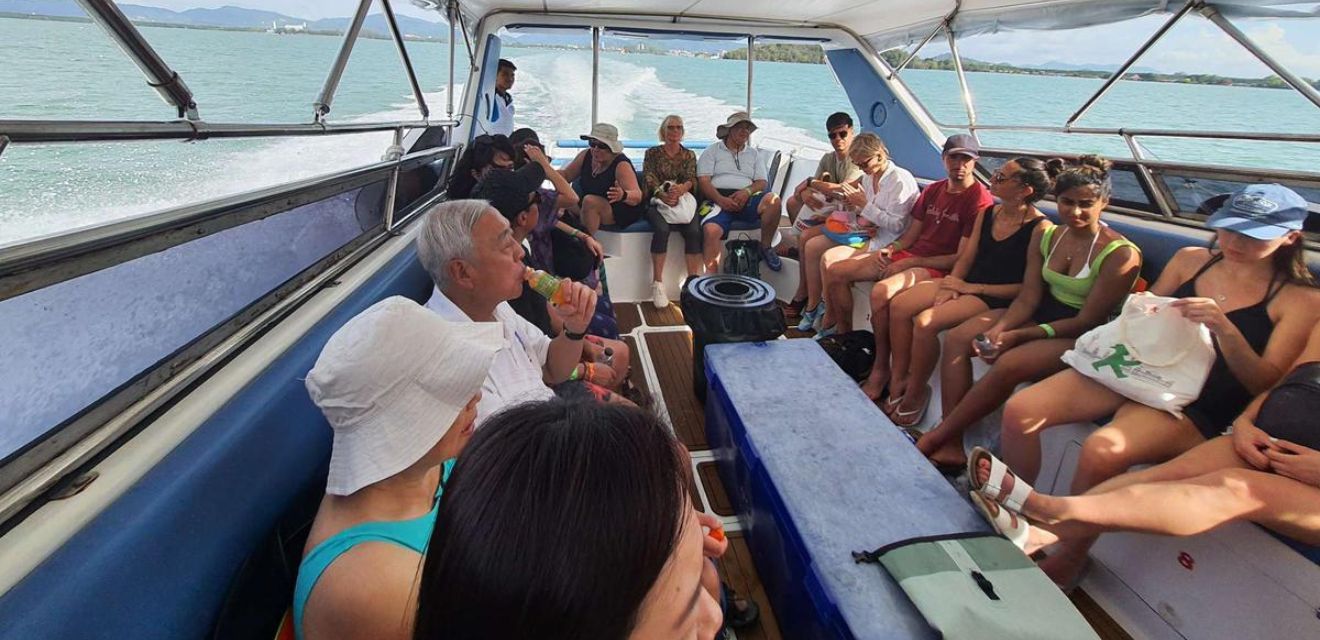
0, 245, 435, 640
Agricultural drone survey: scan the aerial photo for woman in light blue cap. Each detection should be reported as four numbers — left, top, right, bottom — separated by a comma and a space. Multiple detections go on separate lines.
993, 183, 1320, 587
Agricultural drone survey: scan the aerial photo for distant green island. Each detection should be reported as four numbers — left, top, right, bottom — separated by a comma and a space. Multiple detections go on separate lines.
724, 44, 1320, 91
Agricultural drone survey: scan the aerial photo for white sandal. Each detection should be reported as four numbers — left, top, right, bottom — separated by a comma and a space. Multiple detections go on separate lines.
970, 491, 1031, 551
966, 446, 1034, 514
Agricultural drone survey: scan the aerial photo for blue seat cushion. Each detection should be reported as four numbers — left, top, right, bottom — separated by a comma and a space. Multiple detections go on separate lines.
0, 246, 435, 640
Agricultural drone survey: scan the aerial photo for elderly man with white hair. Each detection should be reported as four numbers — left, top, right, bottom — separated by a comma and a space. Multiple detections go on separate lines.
418, 199, 599, 424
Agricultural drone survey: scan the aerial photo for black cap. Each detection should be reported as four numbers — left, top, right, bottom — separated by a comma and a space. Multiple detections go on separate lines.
942, 133, 980, 159
474, 163, 546, 222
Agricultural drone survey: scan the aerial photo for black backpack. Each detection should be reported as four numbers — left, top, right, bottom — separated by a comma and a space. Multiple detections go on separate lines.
817, 330, 876, 381
722, 239, 761, 280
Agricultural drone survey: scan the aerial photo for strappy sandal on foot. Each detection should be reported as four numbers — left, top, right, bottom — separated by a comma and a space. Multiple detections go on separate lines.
967, 446, 1034, 514
970, 491, 1031, 551
879, 391, 903, 415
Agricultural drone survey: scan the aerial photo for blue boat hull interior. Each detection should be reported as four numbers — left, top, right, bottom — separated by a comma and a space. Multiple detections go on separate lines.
0, 245, 435, 640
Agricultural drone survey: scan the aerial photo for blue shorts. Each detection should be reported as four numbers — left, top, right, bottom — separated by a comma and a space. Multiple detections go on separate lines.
702, 190, 767, 238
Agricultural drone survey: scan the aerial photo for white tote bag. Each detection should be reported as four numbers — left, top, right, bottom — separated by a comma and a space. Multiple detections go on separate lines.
652, 191, 697, 224
1060, 292, 1215, 415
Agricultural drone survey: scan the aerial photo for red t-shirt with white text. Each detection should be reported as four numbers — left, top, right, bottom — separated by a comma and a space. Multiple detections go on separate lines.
907, 179, 993, 257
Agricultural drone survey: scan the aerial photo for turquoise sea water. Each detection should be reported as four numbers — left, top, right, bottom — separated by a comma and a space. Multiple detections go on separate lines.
2, 17, 1318, 244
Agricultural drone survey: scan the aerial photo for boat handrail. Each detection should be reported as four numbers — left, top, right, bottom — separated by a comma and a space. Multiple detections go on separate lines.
0, 119, 454, 145
0, 144, 459, 302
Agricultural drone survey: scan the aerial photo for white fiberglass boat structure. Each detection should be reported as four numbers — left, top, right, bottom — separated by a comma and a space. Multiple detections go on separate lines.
0, 1, 1317, 638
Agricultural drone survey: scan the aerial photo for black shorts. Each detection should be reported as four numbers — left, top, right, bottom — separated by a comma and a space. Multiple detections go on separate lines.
1032, 295, 1080, 325
610, 200, 646, 229
974, 293, 1014, 310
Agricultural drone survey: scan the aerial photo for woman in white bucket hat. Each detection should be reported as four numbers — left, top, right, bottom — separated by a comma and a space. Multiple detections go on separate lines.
293, 296, 504, 640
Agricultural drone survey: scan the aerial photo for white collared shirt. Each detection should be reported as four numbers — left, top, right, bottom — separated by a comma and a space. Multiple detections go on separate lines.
696, 140, 768, 190
479, 91, 515, 137
857, 162, 920, 251
425, 287, 554, 426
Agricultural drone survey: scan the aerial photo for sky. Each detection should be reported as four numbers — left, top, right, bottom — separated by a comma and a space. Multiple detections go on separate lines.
129, 2, 1320, 78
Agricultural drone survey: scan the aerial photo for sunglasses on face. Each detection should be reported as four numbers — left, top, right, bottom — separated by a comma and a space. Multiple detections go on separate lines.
828, 130, 850, 141
990, 171, 1018, 184
589, 140, 611, 151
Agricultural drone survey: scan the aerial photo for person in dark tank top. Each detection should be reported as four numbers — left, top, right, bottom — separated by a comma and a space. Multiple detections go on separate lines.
997, 183, 1320, 587
881, 157, 1054, 428
557, 122, 647, 236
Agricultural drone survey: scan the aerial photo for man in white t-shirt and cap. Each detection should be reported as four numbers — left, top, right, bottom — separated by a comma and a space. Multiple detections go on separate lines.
696, 111, 784, 273
417, 199, 599, 425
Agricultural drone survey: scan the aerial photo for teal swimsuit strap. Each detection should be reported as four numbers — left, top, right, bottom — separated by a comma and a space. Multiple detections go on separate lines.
293, 459, 454, 640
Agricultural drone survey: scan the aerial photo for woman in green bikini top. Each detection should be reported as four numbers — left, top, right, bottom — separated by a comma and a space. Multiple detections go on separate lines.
916, 155, 1143, 469
293, 298, 503, 640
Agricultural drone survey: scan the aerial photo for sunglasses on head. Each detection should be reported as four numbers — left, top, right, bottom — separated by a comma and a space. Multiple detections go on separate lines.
828, 130, 850, 141
589, 140, 611, 151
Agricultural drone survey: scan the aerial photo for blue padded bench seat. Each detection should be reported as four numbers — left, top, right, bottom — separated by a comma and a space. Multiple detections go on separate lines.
0, 245, 436, 640
704, 340, 992, 639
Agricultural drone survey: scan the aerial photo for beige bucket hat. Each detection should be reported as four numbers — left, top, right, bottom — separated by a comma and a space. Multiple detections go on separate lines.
580, 122, 624, 154
716, 111, 758, 140
306, 296, 504, 496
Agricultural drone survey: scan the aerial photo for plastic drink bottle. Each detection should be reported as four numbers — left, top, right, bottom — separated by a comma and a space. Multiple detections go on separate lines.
525, 268, 570, 305
974, 333, 998, 359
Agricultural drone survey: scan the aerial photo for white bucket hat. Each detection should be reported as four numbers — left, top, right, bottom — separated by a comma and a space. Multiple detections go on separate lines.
716, 111, 757, 140
305, 296, 504, 496
580, 122, 624, 154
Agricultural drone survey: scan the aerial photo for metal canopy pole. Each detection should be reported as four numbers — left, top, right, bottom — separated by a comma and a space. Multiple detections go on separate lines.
0, 135, 8, 160
447, 0, 457, 119
888, 22, 944, 79
380, 0, 430, 119
591, 27, 601, 125
1201, 4, 1320, 111
314, 0, 373, 123
944, 22, 978, 139
74, 0, 198, 119
1067, 1, 1196, 127
746, 35, 754, 115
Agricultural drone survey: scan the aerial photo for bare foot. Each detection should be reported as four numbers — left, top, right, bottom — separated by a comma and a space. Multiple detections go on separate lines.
860, 369, 889, 401
1038, 543, 1090, 589
920, 434, 966, 468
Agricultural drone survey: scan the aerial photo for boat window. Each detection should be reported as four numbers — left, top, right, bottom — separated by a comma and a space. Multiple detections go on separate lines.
0, 12, 167, 121
0, 181, 383, 468
1152, 168, 1320, 240
497, 27, 595, 155
746, 41, 851, 153
0, 134, 399, 247
977, 153, 1157, 214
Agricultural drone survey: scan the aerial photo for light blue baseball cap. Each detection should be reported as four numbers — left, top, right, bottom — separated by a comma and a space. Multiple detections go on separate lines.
1205, 183, 1310, 240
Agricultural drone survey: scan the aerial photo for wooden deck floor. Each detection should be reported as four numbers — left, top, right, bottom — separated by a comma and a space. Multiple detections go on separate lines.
621, 300, 1125, 640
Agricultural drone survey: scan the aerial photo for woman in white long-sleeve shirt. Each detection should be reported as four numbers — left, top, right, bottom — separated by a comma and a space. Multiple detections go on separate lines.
796, 133, 919, 332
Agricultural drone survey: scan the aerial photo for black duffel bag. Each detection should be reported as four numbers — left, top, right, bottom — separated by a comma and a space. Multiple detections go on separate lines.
817, 330, 876, 382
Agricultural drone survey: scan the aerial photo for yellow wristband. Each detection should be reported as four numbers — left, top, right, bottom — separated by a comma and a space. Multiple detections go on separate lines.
1038, 323, 1056, 338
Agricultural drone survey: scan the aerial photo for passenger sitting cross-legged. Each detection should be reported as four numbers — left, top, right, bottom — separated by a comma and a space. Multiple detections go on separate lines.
992, 183, 1320, 584
782, 112, 863, 314
418, 199, 607, 425
294, 297, 503, 640
475, 165, 631, 392
818, 134, 992, 373
412, 399, 726, 640
642, 114, 703, 308
558, 122, 646, 237
915, 156, 1142, 470
796, 133, 919, 333
697, 111, 784, 273
446, 134, 515, 199
969, 319, 1320, 587
881, 158, 1054, 428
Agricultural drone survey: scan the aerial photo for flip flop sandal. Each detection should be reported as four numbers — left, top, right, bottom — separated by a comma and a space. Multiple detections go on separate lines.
970, 491, 1031, 551
967, 446, 1034, 514
891, 384, 932, 428
879, 392, 904, 415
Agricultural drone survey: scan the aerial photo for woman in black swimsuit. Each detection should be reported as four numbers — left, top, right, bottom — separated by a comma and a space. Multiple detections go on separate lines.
884, 158, 1054, 428
968, 322, 1320, 567
997, 183, 1320, 585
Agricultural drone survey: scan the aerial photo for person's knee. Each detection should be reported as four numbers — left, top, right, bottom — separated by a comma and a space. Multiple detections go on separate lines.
1001, 394, 1037, 436
1213, 468, 1263, 505
1076, 433, 1136, 479
912, 308, 939, 333
583, 194, 609, 210
703, 224, 722, 240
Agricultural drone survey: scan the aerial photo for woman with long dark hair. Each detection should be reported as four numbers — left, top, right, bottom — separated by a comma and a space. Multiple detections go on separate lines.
413, 399, 723, 640
446, 134, 515, 199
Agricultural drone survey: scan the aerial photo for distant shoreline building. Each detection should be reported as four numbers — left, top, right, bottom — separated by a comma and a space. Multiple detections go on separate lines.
268, 21, 307, 34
